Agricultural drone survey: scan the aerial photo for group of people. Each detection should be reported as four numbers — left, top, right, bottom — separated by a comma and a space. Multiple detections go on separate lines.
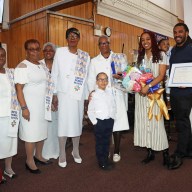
1, 22, 192, 184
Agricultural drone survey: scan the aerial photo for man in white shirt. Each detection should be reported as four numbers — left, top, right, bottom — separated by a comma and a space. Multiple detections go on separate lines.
88, 72, 116, 170
87, 35, 129, 163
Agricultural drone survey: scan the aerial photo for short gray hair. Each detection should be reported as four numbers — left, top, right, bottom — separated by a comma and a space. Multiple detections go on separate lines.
98, 35, 110, 45
43, 42, 56, 52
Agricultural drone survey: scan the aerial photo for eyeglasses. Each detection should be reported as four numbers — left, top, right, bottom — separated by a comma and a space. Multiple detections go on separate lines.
97, 78, 108, 82
43, 49, 54, 53
27, 48, 41, 52
67, 34, 79, 39
99, 42, 110, 46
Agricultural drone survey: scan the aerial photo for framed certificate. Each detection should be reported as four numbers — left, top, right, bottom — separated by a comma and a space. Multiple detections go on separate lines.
168, 63, 192, 87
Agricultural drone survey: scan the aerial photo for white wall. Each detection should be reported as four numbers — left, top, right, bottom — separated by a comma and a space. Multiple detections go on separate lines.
184, 0, 192, 37
149, 0, 171, 11
149, 0, 184, 20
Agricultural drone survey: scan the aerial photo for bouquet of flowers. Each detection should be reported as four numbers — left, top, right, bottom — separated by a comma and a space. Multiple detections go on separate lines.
121, 66, 160, 93
121, 66, 142, 93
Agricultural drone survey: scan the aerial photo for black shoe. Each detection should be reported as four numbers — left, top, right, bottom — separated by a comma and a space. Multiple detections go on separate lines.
163, 149, 170, 166
168, 155, 183, 170
141, 149, 155, 164
25, 163, 41, 174
99, 161, 115, 171
34, 156, 53, 165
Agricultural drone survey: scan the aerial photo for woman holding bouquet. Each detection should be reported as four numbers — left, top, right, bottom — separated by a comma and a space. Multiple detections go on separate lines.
134, 31, 169, 166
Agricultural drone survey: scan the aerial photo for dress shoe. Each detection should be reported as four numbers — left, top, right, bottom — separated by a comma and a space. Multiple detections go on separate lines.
168, 155, 183, 170
113, 153, 121, 162
99, 163, 114, 171
25, 163, 41, 174
58, 161, 67, 168
71, 152, 82, 164
142, 149, 155, 164
34, 156, 53, 165
4, 170, 17, 179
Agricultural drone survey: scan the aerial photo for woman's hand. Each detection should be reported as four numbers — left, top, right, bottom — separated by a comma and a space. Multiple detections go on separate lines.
140, 85, 149, 96
51, 104, 57, 111
88, 91, 95, 102
52, 95, 58, 111
22, 108, 30, 121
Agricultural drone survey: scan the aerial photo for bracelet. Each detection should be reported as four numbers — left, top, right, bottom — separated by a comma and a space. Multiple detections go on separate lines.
21, 106, 28, 110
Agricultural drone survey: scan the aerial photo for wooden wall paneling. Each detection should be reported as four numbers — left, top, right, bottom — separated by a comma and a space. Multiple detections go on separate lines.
48, 15, 68, 47
49, 16, 56, 45
58, 17, 66, 47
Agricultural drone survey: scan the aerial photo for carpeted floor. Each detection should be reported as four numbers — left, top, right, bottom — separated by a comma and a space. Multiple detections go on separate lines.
1, 125, 192, 192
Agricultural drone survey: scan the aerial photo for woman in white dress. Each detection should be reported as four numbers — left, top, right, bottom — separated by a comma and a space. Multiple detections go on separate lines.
15, 39, 52, 174
134, 31, 169, 165
0, 47, 19, 180
41, 42, 59, 160
52, 28, 90, 168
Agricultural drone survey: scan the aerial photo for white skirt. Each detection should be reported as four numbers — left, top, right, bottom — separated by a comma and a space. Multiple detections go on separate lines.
113, 88, 130, 132
58, 92, 84, 137
0, 117, 17, 159
42, 111, 59, 159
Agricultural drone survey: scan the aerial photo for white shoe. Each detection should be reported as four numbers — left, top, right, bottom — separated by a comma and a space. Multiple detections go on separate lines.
72, 152, 82, 164
113, 153, 121, 162
58, 161, 67, 168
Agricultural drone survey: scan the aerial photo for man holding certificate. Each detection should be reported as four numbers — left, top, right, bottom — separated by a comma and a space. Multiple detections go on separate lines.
168, 23, 192, 170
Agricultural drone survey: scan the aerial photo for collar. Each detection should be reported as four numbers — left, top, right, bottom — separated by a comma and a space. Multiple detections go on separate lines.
98, 51, 113, 60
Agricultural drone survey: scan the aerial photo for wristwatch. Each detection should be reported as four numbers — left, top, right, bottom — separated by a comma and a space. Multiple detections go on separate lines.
148, 83, 152, 88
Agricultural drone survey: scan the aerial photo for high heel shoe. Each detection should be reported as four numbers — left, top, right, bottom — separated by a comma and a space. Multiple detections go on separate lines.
25, 163, 41, 174
34, 156, 52, 165
141, 148, 155, 164
4, 170, 17, 179
71, 152, 82, 164
58, 160, 67, 168
163, 149, 170, 166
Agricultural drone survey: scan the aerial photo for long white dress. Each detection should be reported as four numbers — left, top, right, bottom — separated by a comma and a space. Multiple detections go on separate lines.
51, 47, 90, 137
134, 54, 169, 151
40, 59, 59, 159
42, 111, 59, 159
87, 52, 129, 132
14, 60, 48, 142
0, 73, 17, 159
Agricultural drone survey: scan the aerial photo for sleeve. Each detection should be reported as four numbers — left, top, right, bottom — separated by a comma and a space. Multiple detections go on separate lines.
51, 49, 60, 94
87, 95, 97, 125
14, 67, 29, 84
160, 52, 167, 65
87, 59, 96, 93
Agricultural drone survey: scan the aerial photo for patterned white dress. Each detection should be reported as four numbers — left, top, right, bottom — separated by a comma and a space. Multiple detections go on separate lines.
134, 53, 169, 151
